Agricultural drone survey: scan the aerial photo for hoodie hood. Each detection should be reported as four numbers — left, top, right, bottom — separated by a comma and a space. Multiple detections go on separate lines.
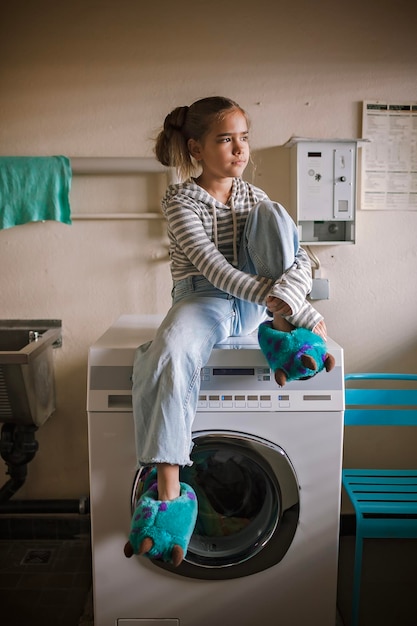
161, 178, 241, 209
162, 178, 244, 266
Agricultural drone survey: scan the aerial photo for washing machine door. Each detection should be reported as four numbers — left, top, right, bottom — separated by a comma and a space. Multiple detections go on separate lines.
131, 430, 300, 580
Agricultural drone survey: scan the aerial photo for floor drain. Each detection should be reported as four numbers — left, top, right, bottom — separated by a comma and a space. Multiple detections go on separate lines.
21, 549, 53, 565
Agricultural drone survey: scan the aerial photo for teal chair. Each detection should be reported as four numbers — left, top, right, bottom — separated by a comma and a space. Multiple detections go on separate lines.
342, 373, 417, 626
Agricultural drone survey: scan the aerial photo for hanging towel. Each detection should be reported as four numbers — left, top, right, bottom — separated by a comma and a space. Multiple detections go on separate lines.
0, 156, 72, 230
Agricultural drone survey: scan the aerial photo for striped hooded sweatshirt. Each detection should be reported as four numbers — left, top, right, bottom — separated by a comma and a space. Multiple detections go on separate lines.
162, 178, 322, 330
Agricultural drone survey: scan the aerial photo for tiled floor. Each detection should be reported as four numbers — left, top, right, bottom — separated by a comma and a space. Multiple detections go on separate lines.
337, 536, 417, 626
0, 516, 92, 626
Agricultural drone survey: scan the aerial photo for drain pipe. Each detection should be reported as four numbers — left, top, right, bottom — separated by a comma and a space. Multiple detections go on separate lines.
0, 423, 89, 515
0, 496, 89, 515
0, 464, 28, 502
0, 423, 39, 504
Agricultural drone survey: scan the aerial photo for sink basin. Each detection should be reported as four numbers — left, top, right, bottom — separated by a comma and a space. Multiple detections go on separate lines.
0, 320, 62, 426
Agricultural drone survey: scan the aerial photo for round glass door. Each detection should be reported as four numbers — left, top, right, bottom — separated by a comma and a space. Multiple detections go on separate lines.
131, 430, 300, 580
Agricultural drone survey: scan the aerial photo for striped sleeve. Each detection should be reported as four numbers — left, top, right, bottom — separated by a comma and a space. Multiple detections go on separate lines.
268, 247, 313, 315
284, 299, 323, 330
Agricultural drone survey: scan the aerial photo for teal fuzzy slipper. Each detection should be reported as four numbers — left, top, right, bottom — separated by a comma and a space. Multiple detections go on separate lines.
258, 322, 335, 386
124, 469, 198, 567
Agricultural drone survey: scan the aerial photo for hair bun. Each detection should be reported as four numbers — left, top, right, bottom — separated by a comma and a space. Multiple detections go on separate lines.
165, 106, 189, 133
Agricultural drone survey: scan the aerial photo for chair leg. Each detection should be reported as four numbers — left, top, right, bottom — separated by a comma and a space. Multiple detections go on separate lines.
351, 531, 363, 626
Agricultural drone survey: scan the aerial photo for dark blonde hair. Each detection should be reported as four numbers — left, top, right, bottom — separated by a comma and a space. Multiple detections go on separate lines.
154, 96, 249, 181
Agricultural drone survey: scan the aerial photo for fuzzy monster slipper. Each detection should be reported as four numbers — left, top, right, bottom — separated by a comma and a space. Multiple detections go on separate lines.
258, 322, 335, 386
124, 468, 198, 567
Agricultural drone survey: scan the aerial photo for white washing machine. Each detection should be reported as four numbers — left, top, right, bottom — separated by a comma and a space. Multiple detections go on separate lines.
87, 314, 344, 626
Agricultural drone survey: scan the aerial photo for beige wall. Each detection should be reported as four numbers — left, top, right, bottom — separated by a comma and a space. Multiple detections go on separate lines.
1, 0, 416, 499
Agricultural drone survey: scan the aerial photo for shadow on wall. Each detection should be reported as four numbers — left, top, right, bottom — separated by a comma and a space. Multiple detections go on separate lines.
384, 337, 417, 374
247, 147, 292, 215
355, 336, 417, 376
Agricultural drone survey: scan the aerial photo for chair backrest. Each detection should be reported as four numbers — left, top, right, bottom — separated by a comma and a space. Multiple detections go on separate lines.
344, 373, 417, 426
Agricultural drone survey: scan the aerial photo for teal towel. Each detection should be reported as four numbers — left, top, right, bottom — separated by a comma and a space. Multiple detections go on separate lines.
0, 156, 72, 229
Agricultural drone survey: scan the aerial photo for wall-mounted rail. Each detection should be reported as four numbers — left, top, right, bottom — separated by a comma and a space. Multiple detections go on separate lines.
70, 157, 176, 221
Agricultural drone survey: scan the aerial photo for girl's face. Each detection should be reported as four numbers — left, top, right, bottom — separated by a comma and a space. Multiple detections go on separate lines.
188, 110, 250, 181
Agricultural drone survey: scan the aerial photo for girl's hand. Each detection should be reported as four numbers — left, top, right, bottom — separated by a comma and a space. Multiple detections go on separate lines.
266, 296, 292, 316
312, 319, 327, 341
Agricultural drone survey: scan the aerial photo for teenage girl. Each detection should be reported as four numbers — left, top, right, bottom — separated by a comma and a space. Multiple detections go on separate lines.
130, 96, 326, 564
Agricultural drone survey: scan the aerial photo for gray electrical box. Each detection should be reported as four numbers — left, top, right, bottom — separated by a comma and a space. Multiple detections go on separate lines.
287, 138, 358, 245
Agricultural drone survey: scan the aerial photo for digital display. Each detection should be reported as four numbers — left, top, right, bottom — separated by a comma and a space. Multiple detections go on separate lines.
212, 368, 255, 376
308, 151, 322, 158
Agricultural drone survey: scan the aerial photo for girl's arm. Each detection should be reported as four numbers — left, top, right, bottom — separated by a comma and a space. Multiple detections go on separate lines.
166, 198, 323, 330
267, 247, 324, 329
268, 247, 313, 315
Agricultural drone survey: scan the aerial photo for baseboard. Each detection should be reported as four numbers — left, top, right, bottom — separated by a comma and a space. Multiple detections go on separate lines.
0, 513, 91, 540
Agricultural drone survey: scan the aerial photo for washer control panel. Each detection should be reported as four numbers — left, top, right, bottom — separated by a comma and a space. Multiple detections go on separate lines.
87, 319, 344, 413
198, 355, 344, 412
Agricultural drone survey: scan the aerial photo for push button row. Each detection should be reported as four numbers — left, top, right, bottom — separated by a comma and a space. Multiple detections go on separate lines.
198, 394, 273, 409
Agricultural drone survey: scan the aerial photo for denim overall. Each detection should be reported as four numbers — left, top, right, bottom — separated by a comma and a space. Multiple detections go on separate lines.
131, 201, 302, 466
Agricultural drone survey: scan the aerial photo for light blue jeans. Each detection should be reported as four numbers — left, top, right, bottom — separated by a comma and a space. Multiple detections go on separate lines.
131, 201, 300, 466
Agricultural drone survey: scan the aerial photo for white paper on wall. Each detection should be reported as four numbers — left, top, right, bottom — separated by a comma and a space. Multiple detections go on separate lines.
361, 101, 417, 211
